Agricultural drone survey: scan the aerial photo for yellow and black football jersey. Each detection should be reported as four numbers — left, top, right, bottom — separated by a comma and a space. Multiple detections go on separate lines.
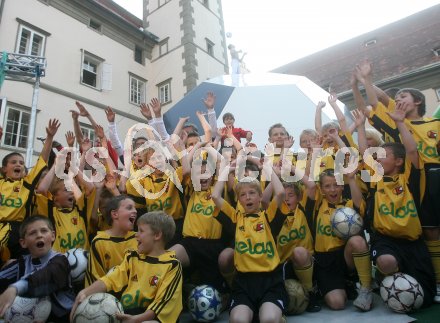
276, 196, 314, 263
308, 197, 365, 253
183, 188, 222, 239
0, 157, 46, 222
85, 230, 137, 286
143, 167, 186, 220
214, 200, 284, 273
100, 250, 182, 322
36, 190, 96, 253
371, 158, 423, 241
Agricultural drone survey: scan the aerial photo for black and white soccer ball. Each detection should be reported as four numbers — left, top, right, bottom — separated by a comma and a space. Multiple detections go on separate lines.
188, 285, 222, 322
284, 279, 309, 314
330, 207, 363, 239
380, 272, 424, 313
65, 248, 89, 283
4, 296, 51, 323
72, 292, 124, 323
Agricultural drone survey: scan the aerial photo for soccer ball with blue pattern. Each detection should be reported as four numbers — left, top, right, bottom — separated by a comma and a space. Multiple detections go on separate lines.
188, 285, 222, 322
330, 207, 363, 240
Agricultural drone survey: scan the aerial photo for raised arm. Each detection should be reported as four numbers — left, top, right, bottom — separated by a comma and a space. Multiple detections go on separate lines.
315, 101, 326, 134
149, 98, 170, 141
203, 92, 218, 140
41, 119, 60, 163
212, 162, 231, 209
105, 107, 124, 157
387, 102, 419, 168
328, 94, 349, 134
75, 101, 98, 129
347, 168, 363, 210
196, 111, 212, 143
357, 60, 378, 109
351, 109, 368, 156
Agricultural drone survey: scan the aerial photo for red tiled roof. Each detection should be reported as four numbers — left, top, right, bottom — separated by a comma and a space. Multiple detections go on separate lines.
272, 4, 440, 93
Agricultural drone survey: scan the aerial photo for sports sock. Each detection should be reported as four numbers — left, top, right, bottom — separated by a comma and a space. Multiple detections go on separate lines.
353, 251, 372, 289
294, 261, 313, 292
425, 240, 440, 283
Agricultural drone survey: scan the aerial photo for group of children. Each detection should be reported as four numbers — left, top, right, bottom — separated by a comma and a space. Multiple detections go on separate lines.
0, 59, 439, 323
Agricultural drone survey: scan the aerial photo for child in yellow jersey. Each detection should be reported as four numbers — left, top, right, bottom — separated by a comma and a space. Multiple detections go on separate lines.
367, 103, 436, 307
171, 157, 229, 293
71, 211, 183, 322
212, 165, 287, 323
359, 60, 440, 301
85, 195, 137, 287
307, 168, 372, 311
271, 182, 319, 312
0, 119, 59, 260
35, 156, 96, 254
142, 143, 190, 247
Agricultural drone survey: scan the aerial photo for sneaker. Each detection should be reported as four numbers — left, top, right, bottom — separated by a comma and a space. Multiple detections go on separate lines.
306, 288, 321, 312
434, 284, 440, 304
353, 287, 373, 312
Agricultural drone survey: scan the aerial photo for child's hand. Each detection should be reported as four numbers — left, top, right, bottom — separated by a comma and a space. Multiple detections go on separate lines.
179, 116, 190, 123
115, 312, 138, 323
105, 107, 116, 123
203, 92, 216, 109
316, 101, 326, 110
328, 94, 338, 105
104, 174, 117, 191
46, 119, 60, 137
70, 109, 80, 120
140, 103, 152, 120
351, 109, 366, 128
70, 291, 88, 322
0, 286, 17, 317
149, 98, 161, 118
387, 102, 407, 123
352, 67, 365, 84
75, 101, 90, 117
94, 124, 105, 139
356, 60, 372, 78
65, 131, 75, 147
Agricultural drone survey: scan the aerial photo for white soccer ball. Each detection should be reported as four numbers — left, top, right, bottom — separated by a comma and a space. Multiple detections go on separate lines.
72, 292, 124, 323
65, 248, 89, 283
4, 296, 51, 323
380, 272, 424, 313
284, 279, 309, 314
188, 285, 222, 322
330, 207, 363, 240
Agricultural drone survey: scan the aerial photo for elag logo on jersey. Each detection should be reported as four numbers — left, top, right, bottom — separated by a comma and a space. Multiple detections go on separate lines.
427, 131, 437, 139
393, 186, 404, 195
254, 223, 264, 232
149, 275, 159, 287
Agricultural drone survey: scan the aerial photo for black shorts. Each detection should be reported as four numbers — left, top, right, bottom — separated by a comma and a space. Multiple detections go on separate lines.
230, 266, 288, 314
420, 166, 440, 227
314, 249, 354, 296
370, 233, 436, 307
282, 261, 299, 280
180, 237, 226, 292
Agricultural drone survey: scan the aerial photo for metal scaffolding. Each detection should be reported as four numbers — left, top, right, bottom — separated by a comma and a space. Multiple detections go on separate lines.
0, 52, 46, 167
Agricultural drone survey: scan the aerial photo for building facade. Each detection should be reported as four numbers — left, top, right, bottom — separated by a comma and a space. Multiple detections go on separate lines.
0, 0, 227, 164
272, 4, 440, 117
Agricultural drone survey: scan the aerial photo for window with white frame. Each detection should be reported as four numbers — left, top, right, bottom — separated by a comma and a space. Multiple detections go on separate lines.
80, 124, 96, 144
16, 25, 45, 56
2, 106, 30, 149
158, 80, 171, 104
81, 51, 112, 90
130, 75, 146, 105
